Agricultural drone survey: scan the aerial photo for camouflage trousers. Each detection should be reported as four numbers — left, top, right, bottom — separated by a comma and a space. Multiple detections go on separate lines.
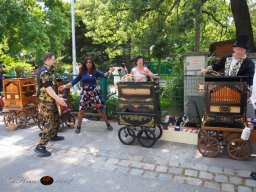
38, 101, 60, 146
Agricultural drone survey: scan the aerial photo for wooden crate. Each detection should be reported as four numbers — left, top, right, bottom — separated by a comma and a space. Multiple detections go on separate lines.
3, 78, 37, 109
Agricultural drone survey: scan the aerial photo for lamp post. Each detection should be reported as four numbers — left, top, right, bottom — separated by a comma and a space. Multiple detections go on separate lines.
71, 0, 77, 92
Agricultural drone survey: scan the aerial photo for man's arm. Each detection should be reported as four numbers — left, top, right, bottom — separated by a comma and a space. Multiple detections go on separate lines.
45, 87, 67, 107
40, 71, 67, 107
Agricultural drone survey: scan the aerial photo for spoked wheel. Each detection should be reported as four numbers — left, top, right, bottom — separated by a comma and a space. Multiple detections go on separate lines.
227, 138, 252, 160
197, 136, 221, 157
198, 130, 219, 139
137, 128, 156, 148
26, 115, 31, 122
118, 126, 136, 145
148, 124, 163, 139
58, 119, 65, 131
16, 111, 28, 128
61, 113, 76, 128
31, 110, 39, 123
145, 127, 162, 140
3, 111, 16, 126
37, 114, 45, 131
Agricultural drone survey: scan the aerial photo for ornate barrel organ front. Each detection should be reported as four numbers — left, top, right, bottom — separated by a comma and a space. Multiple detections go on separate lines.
117, 81, 160, 128
203, 76, 248, 128
3, 78, 37, 110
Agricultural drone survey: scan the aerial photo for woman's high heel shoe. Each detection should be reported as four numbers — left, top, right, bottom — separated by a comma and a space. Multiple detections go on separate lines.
75, 126, 81, 134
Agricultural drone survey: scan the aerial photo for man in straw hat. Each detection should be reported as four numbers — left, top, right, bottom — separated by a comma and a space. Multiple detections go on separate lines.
201, 35, 255, 86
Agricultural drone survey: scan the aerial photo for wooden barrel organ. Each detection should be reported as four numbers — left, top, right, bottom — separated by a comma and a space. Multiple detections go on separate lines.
203, 76, 247, 128
198, 76, 256, 160
3, 78, 38, 128
117, 81, 162, 148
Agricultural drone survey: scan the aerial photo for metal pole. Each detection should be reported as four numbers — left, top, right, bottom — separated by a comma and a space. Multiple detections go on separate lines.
71, 0, 78, 92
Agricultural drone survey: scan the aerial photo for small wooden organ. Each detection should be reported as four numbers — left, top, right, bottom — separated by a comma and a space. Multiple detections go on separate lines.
3, 78, 37, 109
203, 76, 248, 128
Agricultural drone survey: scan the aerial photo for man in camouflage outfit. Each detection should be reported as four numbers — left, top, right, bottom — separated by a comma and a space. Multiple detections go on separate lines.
34, 52, 67, 157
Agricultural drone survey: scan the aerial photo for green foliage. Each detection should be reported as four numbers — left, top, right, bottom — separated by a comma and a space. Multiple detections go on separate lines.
6, 62, 34, 77
207, 54, 217, 66
0, 54, 34, 76
71, 92, 80, 112
161, 75, 184, 115
106, 96, 118, 117
54, 62, 72, 74
0, 0, 70, 65
0, 0, 255, 76
160, 97, 171, 111
75, 0, 244, 68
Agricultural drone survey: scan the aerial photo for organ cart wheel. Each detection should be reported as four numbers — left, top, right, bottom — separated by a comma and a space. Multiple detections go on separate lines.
137, 128, 156, 148
145, 126, 162, 140
16, 111, 28, 128
118, 126, 136, 145
58, 119, 65, 131
197, 136, 221, 157
151, 124, 163, 139
198, 130, 218, 138
26, 114, 31, 122
227, 138, 252, 160
37, 114, 65, 131
3, 111, 16, 125
31, 108, 39, 123
61, 113, 76, 128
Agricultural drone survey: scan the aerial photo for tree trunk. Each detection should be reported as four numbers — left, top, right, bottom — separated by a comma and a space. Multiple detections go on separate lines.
194, 0, 207, 52
158, 59, 161, 76
194, 1, 202, 52
231, 0, 256, 52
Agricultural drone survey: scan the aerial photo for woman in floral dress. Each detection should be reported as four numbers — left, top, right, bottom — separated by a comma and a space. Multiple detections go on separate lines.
59, 57, 114, 133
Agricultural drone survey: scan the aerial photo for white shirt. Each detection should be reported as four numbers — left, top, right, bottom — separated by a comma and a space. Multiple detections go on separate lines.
228, 57, 239, 76
250, 68, 256, 109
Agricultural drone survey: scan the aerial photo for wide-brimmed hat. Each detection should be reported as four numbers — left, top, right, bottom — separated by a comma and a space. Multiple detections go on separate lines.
233, 35, 249, 49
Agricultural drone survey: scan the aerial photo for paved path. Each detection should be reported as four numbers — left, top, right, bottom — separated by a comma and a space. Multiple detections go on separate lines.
0, 118, 255, 192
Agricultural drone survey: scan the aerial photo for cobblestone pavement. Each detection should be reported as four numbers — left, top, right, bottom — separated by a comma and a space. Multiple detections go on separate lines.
0, 118, 255, 192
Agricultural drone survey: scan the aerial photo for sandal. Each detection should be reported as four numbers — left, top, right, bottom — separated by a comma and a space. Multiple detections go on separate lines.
107, 124, 113, 131
75, 126, 81, 134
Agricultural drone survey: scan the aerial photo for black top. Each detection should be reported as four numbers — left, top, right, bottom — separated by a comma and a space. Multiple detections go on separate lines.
212, 55, 255, 86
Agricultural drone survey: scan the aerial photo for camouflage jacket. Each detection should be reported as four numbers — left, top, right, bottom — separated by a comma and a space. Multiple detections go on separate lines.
37, 64, 58, 103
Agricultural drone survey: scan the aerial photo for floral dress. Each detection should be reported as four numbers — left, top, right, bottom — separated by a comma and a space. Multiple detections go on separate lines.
71, 71, 105, 111
130, 67, 150, 82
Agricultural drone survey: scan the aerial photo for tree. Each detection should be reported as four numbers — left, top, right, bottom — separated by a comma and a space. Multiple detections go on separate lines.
231, 0, 256, 52
76, 0, 237, 64
0, 0, 70, 64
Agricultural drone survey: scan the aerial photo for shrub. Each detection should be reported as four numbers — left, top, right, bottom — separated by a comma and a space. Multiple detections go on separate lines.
106, 96, 118, 117
161, 75, 184, 115
71, 92, 80, 111
4, 62, 34, 76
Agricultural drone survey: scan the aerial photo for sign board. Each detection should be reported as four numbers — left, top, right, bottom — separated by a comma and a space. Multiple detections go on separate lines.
184, 55, 208, 75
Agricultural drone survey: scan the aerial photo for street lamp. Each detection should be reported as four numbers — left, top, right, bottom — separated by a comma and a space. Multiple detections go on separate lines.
70, 0, 78, 91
